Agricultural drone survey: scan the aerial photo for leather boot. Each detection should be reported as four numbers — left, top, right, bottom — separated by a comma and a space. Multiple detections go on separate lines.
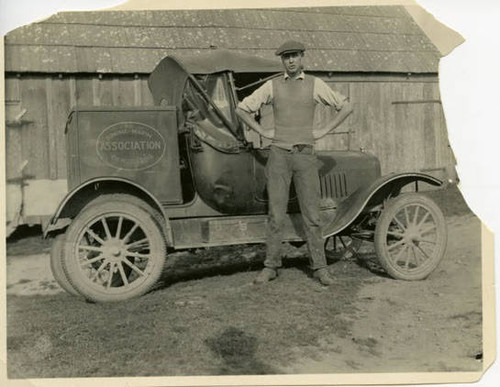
313, 268, 335, 286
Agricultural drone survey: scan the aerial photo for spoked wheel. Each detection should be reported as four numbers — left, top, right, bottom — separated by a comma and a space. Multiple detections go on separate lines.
324, 235, 362, 261
50, 234, 80, 297
374, 193, 447, 280
62, 197, 166, 302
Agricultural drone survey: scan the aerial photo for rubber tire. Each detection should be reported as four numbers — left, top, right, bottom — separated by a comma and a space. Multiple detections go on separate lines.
62, 196, 167, 302
50, 234, 81, 297
374, 193, 447, 281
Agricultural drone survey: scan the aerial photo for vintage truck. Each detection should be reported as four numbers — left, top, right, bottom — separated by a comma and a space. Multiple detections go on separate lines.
45, 50, 447, 302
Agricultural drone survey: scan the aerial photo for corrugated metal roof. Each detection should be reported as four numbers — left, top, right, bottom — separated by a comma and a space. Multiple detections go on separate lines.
4, 6, 440, 74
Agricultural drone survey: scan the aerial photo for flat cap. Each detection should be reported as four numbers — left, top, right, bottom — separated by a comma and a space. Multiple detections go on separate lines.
275, 40, 306, 56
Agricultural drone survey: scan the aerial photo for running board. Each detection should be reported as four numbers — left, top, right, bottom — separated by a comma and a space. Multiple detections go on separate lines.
170, 214, 304, 249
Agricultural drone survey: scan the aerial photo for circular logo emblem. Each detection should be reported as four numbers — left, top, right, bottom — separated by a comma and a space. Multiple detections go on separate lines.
96, 122, 166, 171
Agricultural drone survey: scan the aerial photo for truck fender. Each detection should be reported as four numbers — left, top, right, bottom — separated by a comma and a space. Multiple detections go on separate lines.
323, 172, 443, 237
43, 177, 173, 245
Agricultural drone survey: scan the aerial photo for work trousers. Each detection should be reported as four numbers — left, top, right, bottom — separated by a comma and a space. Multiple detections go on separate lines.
264, 145, 327, 271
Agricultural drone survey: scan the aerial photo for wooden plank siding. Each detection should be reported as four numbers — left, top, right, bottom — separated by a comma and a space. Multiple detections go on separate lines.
4, 73, 455, 182
18, 78, 51, 180
5, 78, 23, 180
327, 80, 454, 178
50, 77, 72, 179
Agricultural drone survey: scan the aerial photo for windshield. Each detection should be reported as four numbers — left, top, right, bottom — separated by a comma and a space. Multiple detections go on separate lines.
182, 73, 241, 153
187, 73, 238, 131
205, 74, 233, 124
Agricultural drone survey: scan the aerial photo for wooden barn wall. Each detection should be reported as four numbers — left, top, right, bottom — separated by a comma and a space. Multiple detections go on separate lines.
316, 75, 453, 179
5, 73, 453, 183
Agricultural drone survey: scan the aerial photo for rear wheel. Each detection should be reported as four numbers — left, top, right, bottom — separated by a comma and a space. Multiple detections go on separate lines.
374, 193, 447, 280
50, 234, 80, 296
62, 196, 166, 302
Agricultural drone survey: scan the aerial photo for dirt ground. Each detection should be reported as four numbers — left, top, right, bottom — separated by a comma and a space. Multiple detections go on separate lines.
5, 207, 483, 377
285, 213, 483, 373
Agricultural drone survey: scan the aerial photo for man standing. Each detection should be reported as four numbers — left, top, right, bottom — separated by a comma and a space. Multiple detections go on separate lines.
236, 40, 353, 285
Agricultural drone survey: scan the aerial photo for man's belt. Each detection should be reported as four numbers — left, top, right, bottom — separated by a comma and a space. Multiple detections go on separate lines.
289, 144, 314, 153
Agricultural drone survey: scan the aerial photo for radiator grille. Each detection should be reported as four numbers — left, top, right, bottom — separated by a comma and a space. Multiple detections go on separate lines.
320, 173, 348, 198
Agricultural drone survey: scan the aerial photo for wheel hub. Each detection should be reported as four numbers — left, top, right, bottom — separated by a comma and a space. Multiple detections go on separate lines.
103, 239, 127, 263
403, 226, 420, 245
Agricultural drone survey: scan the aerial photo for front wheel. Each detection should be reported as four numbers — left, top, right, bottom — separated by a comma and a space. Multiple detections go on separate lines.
374, 193, 447, 280
62, 197, 166, 302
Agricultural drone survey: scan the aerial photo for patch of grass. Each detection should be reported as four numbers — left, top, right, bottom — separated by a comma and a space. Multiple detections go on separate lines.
7, 255, 371, 378
205, 327, 275, 375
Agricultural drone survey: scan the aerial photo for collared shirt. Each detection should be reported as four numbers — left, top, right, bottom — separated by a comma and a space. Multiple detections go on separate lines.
237, 71, 347, 114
